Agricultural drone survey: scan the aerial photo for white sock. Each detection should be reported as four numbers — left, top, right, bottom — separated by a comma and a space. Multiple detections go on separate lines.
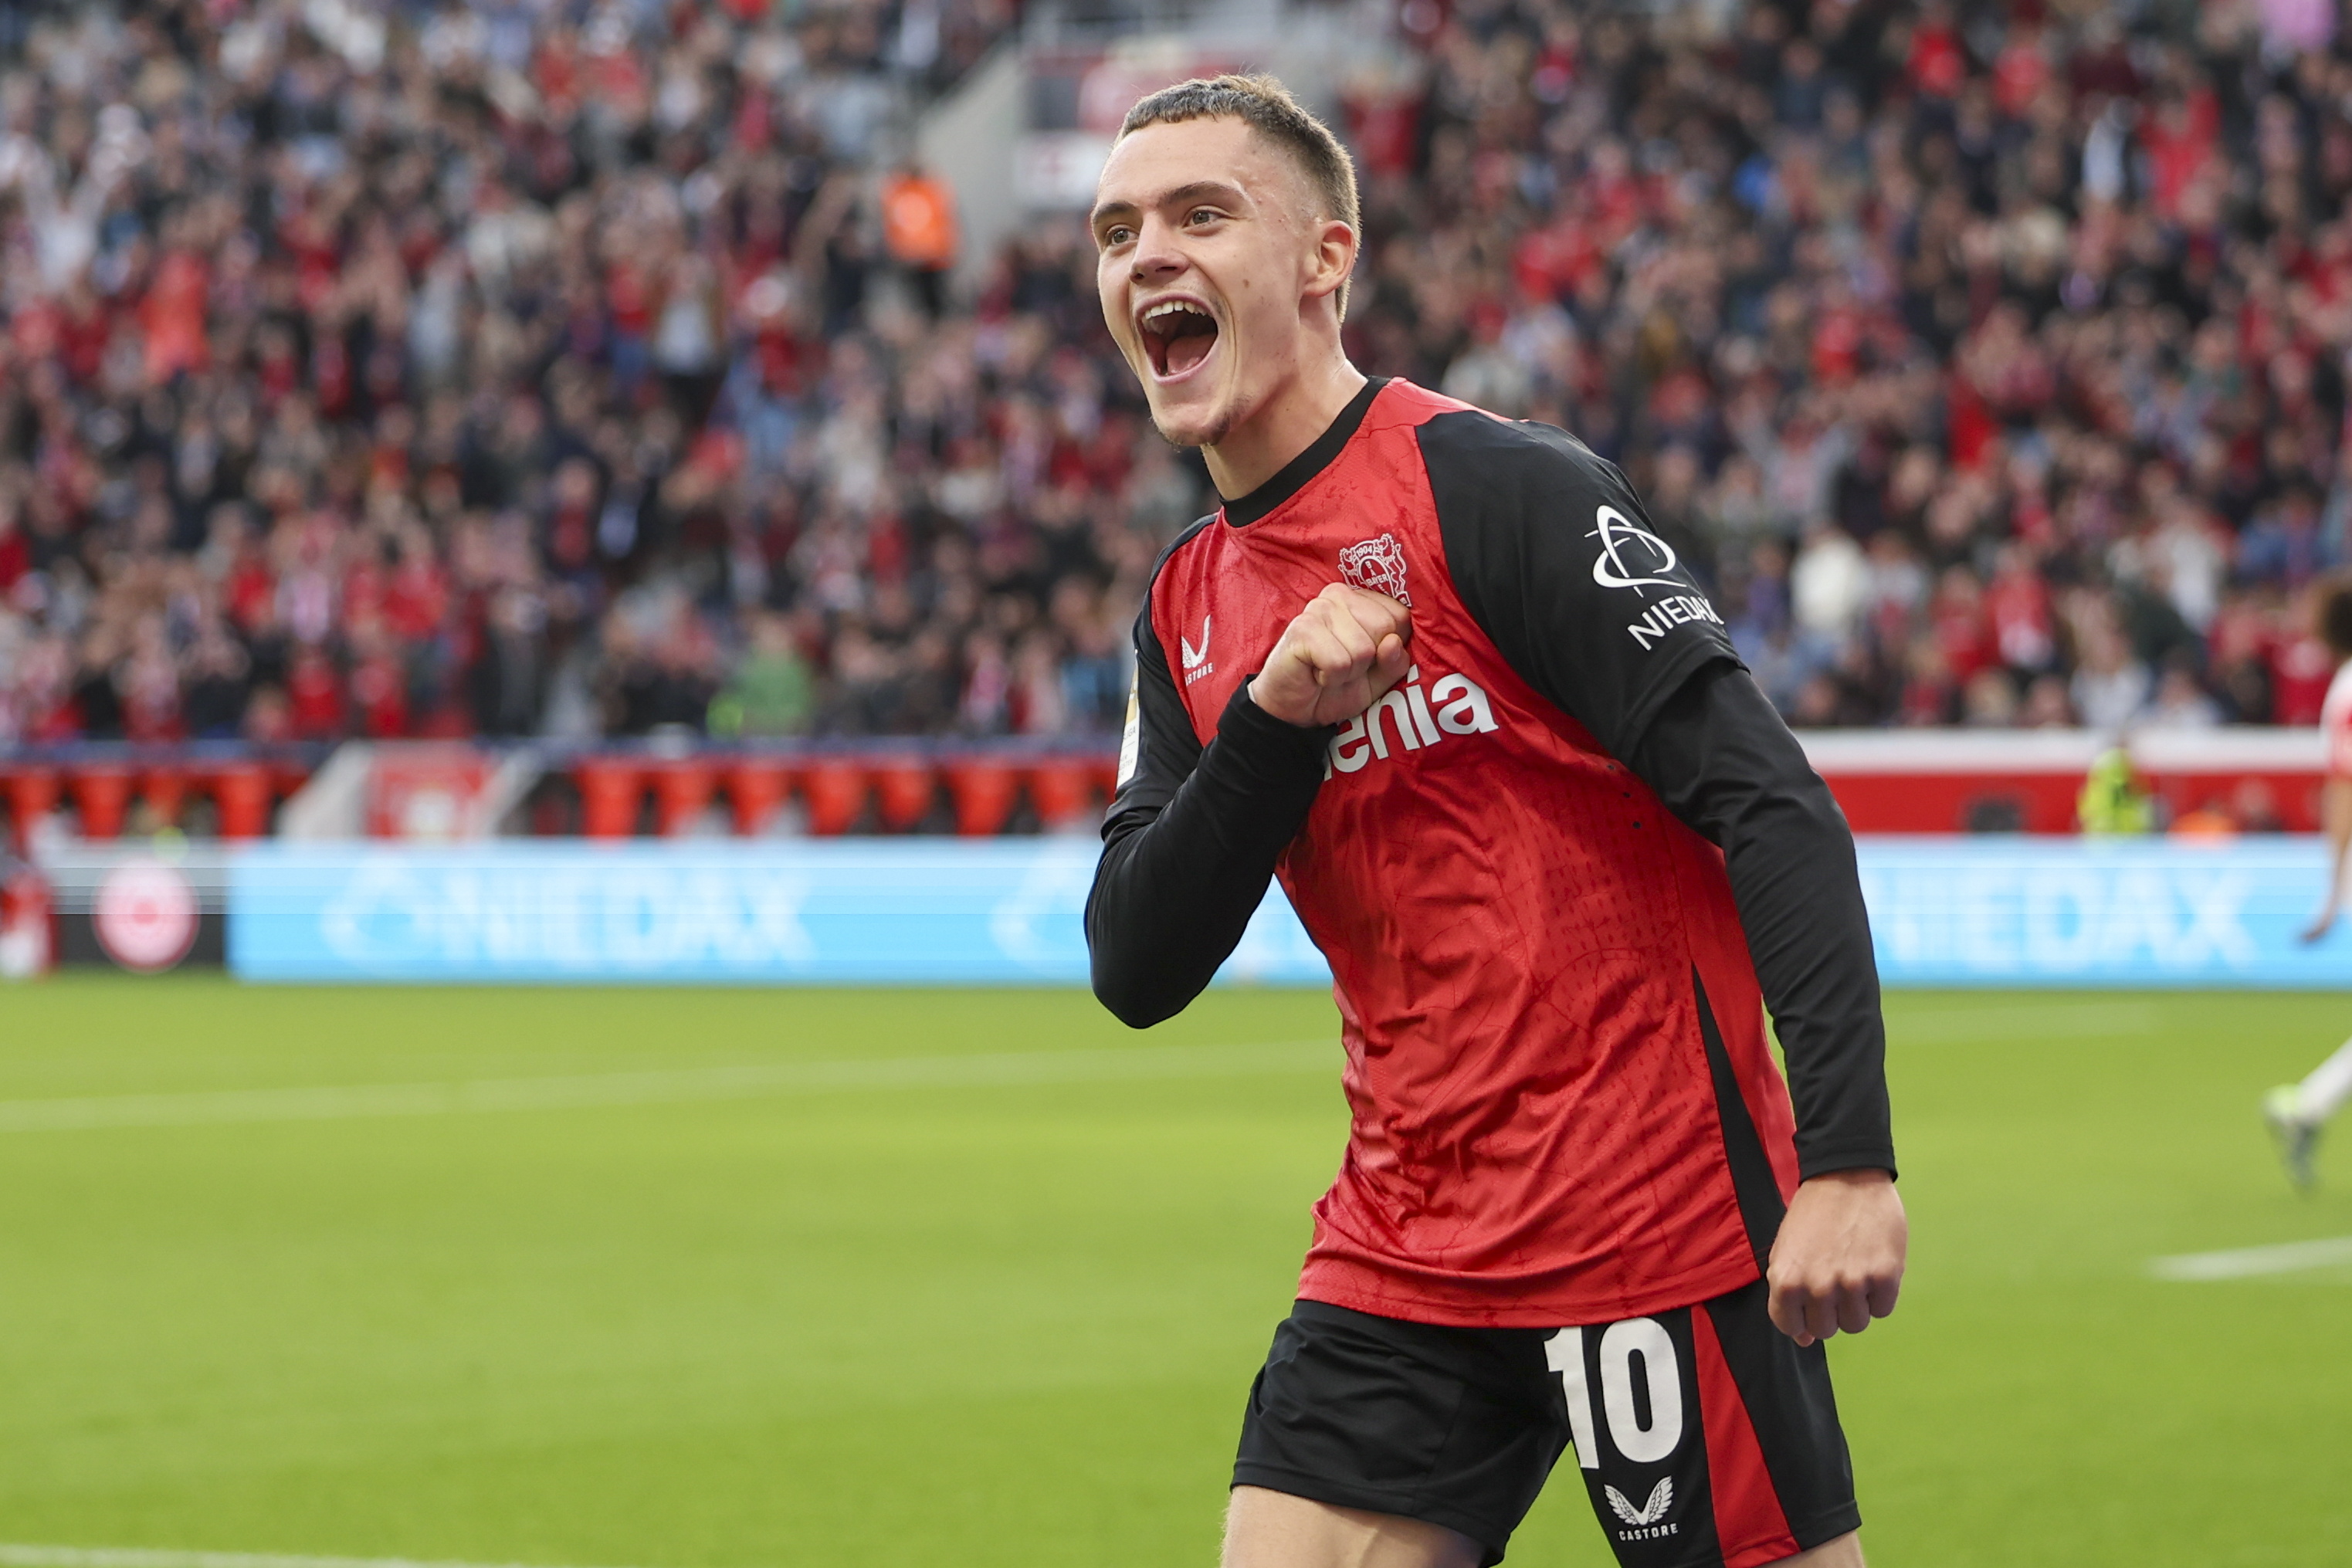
2299, 1035, 2352, 1123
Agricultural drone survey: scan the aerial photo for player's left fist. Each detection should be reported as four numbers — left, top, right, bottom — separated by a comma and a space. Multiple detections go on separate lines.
1248, 584, 1413, 729
1765, 1168, 1907, 1349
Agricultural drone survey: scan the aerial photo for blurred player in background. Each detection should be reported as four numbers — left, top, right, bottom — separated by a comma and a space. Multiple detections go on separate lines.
2273, 576, 2352, 1189
1085, 76, 1903, 1568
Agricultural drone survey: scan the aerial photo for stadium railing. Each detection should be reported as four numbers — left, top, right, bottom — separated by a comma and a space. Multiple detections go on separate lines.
0, 738, 1125, 845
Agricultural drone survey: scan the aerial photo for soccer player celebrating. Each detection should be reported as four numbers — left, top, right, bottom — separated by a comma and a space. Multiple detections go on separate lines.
1085, 76, 1905, 1568
2272, 576, 2352, 1189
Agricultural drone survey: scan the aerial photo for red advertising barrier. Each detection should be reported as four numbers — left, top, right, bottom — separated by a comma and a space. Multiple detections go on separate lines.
574, 759, 642, 838
800, 760, 868, 836
68, 765, 134, 840
1, 730, 2327, 842
1027, 758, 1098, 829
212, 762, 276, 839
2, 767, 59, 848
1799, 731, 2327, 835
728, 760, 795, 835
944, 758, 1021, 837
142, 764, 191, 828
651, 759, 718, 836
871, 758, 937, 831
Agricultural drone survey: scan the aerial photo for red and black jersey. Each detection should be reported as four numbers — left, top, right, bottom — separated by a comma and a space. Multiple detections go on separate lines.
1089, 378, 1893, 1329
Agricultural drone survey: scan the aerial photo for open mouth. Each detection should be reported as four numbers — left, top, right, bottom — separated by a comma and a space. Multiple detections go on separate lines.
1138, 298, 1219, 381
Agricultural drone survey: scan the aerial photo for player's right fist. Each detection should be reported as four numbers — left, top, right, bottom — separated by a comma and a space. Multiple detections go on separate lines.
1248, 584, 1413, 729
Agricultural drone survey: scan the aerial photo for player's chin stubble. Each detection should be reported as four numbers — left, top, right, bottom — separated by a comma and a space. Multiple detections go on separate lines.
1146, 381, 1236, 453
1150, 409, 1232, 452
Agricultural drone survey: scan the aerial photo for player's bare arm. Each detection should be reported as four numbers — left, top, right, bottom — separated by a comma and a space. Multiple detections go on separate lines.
1248, 584, 1412, 728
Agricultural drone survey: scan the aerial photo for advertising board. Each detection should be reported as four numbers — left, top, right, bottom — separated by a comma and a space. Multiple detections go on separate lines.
37, 842, 230, 974
225, 837, 2352, 990
228, 840, 1325, 986
1853, 837, 2343, 987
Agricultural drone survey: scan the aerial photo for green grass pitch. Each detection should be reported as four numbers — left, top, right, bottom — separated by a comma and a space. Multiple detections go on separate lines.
1, 979, 2348, 1566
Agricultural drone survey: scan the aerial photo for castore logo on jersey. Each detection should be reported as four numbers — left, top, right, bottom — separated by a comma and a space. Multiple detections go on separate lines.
1181, 615, 1213, 682
1323, 664, 1500, 780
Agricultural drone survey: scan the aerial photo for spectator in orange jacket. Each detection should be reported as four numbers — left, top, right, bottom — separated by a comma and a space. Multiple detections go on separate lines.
879, 163, 960, 319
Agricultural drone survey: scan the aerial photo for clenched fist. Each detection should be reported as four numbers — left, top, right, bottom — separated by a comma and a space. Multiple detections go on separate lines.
1249, 584, 1414, 729
1766, 1168, 1907, 1348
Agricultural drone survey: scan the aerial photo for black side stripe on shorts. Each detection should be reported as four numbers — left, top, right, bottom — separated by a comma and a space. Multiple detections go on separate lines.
1693, 967, 1787, 1273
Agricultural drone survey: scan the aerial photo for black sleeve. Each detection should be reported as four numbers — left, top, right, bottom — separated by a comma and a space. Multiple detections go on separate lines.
1417, 411, 1738, 760
1085, 588, 1331, 1028
1626, 665, 1895, 1180
1420, 413, 1894, 1182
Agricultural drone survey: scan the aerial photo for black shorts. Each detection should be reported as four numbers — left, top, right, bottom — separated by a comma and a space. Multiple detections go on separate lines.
1232, 1279, 1859, 1567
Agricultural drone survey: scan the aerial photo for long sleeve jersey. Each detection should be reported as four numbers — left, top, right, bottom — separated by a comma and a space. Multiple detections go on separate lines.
1087, 377, 1893, 1326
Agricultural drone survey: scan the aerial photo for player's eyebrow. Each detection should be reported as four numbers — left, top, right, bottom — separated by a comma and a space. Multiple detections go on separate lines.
1089, 180, 1249, 236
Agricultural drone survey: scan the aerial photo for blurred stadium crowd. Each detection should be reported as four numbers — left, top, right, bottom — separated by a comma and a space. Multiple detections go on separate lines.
1, 0, 2350, 747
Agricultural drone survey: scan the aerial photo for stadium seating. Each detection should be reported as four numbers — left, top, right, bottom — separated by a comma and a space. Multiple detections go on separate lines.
0, 1, 2344, 842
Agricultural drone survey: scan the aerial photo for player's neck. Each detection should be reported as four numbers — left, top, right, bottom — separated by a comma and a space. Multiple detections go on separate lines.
1202, 351, 1367, 501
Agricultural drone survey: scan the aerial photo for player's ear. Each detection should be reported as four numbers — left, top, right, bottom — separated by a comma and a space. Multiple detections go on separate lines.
1304, 218, 1356, 307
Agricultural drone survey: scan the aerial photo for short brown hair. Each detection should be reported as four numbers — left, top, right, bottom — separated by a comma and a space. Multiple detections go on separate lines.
2320, 573, 2352, 659
1118, 73, 1359, 317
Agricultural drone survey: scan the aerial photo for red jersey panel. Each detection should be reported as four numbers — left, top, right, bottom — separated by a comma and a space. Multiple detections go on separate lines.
1147, 381, 1801, 1326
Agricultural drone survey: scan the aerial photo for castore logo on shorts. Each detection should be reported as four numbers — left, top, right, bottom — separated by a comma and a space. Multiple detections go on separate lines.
1605, 1477, 1677, 1539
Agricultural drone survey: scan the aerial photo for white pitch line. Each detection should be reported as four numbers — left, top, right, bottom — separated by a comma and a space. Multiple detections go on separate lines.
0, 1039, 1334, 1134
2148, 1235, 2352, 1281
0, 1547, 641, 1568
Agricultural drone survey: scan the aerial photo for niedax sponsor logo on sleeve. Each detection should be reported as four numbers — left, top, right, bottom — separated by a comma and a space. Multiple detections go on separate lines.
1586, 504, 1723, 651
